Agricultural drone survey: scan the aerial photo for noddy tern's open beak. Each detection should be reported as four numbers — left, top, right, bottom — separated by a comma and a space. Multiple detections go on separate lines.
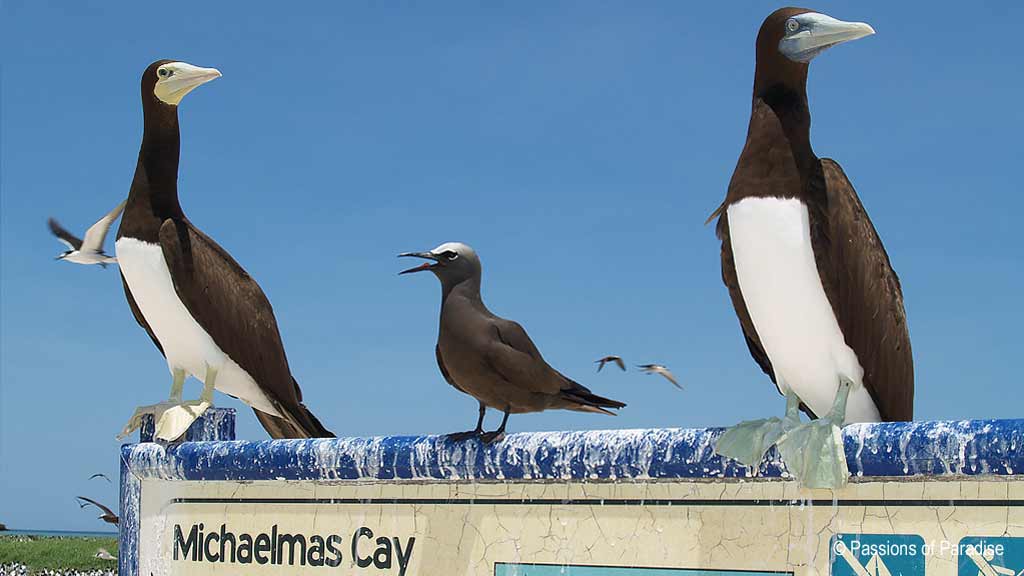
398, 251, 440, 275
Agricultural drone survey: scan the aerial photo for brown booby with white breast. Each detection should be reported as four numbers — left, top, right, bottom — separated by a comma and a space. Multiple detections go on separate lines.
115, 60, 333, 440
710, 9, 913, 488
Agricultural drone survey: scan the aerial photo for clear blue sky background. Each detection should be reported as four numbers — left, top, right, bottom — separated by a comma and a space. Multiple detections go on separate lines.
2, 1, 1021, 532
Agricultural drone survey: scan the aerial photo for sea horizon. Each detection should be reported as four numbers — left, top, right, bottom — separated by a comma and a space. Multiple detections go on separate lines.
1, 528, 118, 538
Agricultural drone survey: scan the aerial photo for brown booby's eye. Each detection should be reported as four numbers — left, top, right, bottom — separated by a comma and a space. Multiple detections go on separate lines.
786, 19, 800, 33
158, 68, 172, 78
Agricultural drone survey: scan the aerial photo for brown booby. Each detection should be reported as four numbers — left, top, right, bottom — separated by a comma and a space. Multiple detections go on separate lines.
399, 242, 626, 443
710, 9, 913, 488
114, 60, 333, 441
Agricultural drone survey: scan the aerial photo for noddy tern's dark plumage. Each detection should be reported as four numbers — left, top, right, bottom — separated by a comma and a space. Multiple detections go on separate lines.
400, 242, 626, 443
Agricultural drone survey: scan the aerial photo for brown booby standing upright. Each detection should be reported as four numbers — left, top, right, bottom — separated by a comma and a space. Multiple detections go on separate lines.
710, 9, 913, 488
399, 242, 626, 443
115, 60, 333, 441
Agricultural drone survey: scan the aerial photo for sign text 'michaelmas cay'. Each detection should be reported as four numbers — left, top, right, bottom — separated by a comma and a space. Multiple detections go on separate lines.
173, 523, 415, 575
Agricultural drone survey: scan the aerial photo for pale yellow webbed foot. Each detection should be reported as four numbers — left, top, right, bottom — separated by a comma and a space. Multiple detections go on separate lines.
154, 400, 212, 442
117, 402, 178, 440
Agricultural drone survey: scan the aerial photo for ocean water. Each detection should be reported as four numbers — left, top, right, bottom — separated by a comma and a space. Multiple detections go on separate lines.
1, 529, 117, 538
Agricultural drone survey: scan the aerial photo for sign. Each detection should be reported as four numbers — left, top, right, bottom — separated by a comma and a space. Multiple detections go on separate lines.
958, 537, 1024, 576
119, 410, 1024, 576
831, 534, 925, 576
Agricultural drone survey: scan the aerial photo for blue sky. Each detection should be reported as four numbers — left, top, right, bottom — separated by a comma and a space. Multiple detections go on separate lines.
1, 1, 1021, 531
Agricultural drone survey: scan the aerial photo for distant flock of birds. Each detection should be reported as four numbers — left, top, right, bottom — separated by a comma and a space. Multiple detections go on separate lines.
46, 7, 916, 490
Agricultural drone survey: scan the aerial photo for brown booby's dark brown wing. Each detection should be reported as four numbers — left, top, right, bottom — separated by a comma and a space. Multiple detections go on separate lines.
809, 159, 914, 421
157, 218, 333, 438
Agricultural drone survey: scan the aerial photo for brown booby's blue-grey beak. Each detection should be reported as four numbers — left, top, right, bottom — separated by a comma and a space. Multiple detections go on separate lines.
779, 12, 875, 63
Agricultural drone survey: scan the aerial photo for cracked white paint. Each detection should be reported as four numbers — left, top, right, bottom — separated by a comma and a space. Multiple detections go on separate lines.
123, 414, 1024, 575
132, 477, 1024, 576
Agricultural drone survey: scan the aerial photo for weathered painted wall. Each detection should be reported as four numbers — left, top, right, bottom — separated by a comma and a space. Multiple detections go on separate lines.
120, 410, 1024, 576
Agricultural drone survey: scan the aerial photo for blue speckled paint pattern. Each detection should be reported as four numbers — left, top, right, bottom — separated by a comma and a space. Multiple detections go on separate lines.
118, 409, 1024, 576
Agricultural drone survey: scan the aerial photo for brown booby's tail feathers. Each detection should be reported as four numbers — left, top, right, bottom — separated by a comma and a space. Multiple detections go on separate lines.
253, 404, 334, 439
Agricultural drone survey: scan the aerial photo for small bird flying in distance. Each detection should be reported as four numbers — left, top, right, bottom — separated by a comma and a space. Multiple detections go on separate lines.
76, 496, 118, 525
95, 548, 117, 561
595, 356, 626, 372
89, 473, 111, 483
47, 199, 126, 267
637, 364, 682, 390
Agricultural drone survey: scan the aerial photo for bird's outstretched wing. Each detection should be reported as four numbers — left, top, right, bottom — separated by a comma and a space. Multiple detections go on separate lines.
810, 159, 914, 421
595, 356, 626, 372
48, 218, 82, 251
81, 199, 126, 252
89, 473, 111, 483
158, 219, 332, 438
658, 368, 682, 389
76, 496, 115, 517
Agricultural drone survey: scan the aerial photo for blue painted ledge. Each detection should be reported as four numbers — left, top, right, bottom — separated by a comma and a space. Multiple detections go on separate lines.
121, 411, 1022, 483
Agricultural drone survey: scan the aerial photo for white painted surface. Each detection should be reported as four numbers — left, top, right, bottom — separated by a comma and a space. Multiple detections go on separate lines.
115, 237, 280, 416
727, 197, 879, 423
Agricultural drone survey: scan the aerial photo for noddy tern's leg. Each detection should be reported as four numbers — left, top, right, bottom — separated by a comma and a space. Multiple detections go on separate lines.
117, 368, 188, 440
775, 378, 852, 489
155, 365, 217, 442
480, 410, 510, 444
447, 402, 487, 441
